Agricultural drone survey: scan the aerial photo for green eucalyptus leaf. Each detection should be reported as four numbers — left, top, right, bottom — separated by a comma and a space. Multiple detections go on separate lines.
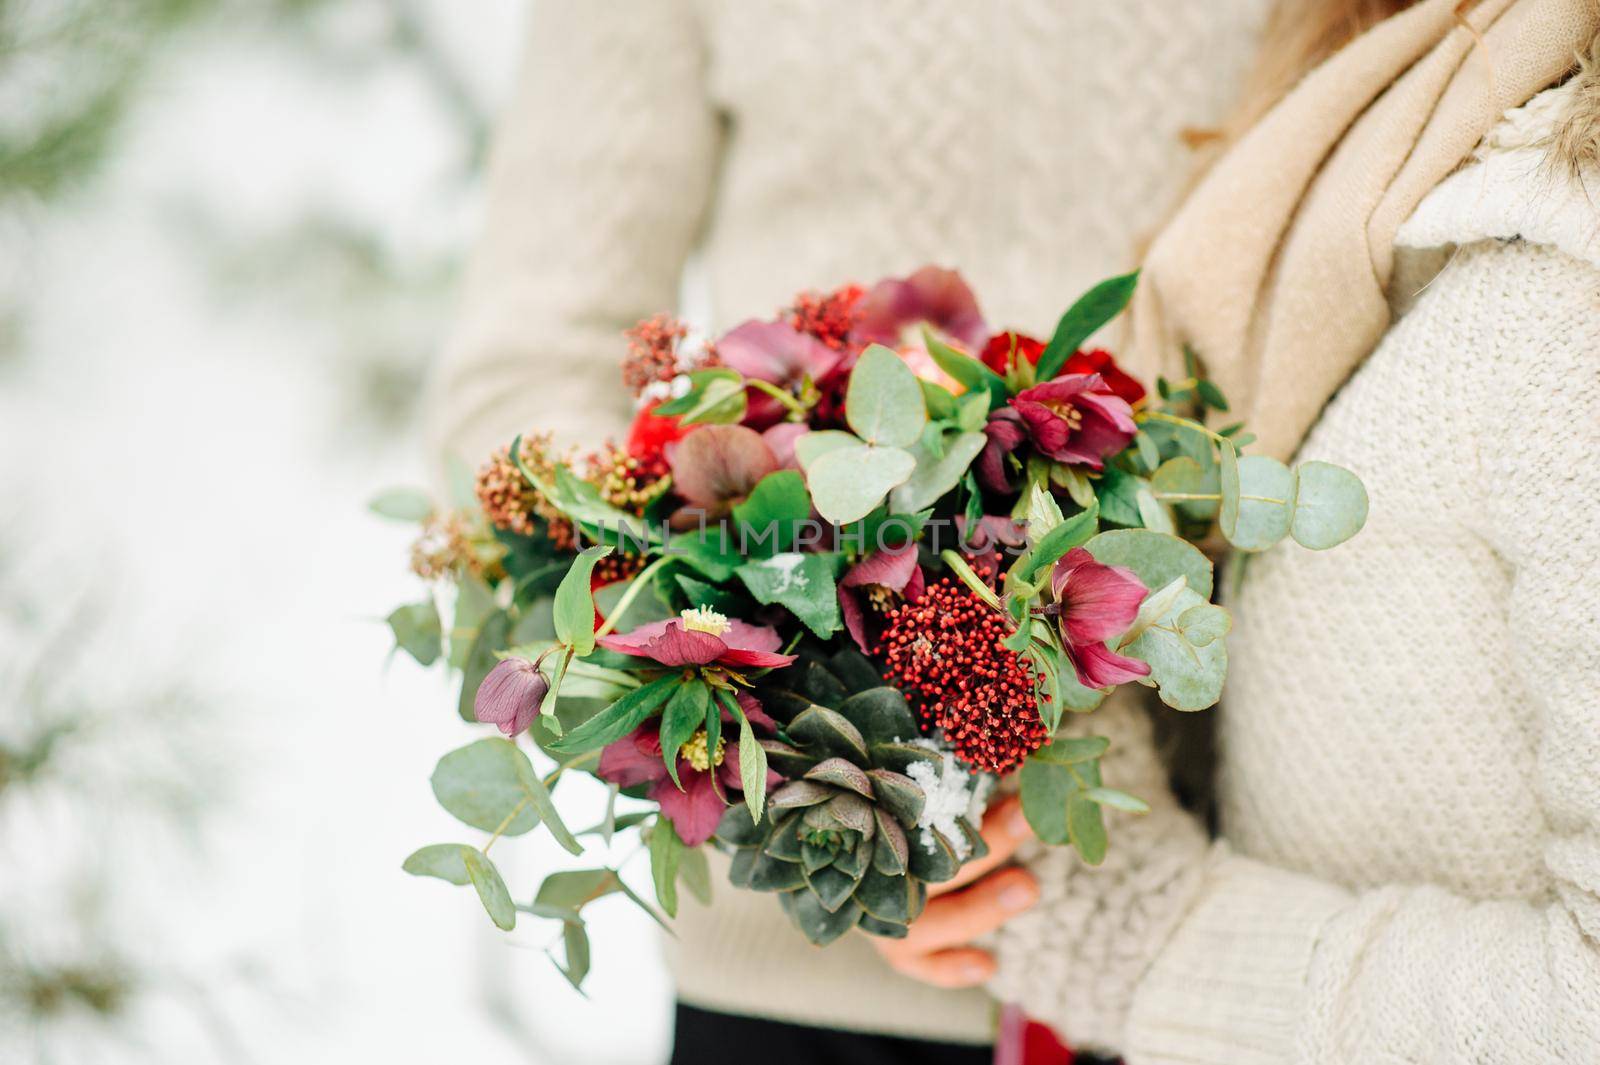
1119, 576, 1189, 647
402, 843, 474, 885
1035, 270, 1140, 382
846, 344, 928, 448
889, 430, 986, 515
1084, 528, 1214, 599
1066, 794, 1108, 865
457, 608, 513, 722
1150, 455, 1221, 521
388, 602, 442, 666
1176, 603, 1231, 648
557, 920, 591, 989
1221, 454, 1296, 552
794, 429, 860, 471
1291, 461, 1369, 550
431, 738, 543, 835
1121, 584, 1227, 711
649, 818, 684, 918
461, 849, 517, 930
1032, 735, 1110, 765
1083, 786, 1150, 813
1135, 485, 1175, 534
369, 487, 433, 522
1019, 757, 1074, 845
808, 444, 916, 525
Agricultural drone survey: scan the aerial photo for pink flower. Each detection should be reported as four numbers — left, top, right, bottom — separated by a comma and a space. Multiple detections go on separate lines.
837, 544, 926, 652
597, 693, 781, 846
715, 320, 842, 429
598, 608, 797, 670
1049, 547, 1150, 688
666, 424, 779, 525
1010, 373, 1137, 470
851, 266, 989, 354
976, 408, 1027, 494
473, 657, 549, 737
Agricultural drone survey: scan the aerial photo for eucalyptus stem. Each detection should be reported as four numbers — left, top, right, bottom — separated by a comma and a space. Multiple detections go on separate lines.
1136, 409, 1227, 444
744, 378, 810, 416
594, 556, 672, 639
481, 796, 532, 855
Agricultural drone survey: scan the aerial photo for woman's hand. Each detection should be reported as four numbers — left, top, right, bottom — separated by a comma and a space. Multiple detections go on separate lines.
870, 795, 1041, 988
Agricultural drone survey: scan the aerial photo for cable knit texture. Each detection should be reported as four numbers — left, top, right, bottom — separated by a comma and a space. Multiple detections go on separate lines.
992, 88, 1600, 1062
426, 0, 1267, 1042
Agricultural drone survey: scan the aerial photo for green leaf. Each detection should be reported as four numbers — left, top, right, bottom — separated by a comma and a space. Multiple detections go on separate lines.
1220, 454, 1296, 552
387, 602, 442, 666
807, 443, 916, 525
649, 818, 684, 918
1083, 786, 1150, 813
658, 681, 711, 788
653, 368, 746, 424
448, 574, 497, 668
1176, 603, 1231, 648
550, 675, 680, 753
1135, 485, 1175, 534
1035, 270, 1140, 382
510, 749, 583, 855
369, 487, 433, 522
1150, 456, 1220, 521
431, 738, 544, 835
1067, 794, 1108, 865
679, 846, 713, 905
557, 920, 591, 989
846, 344, 928, 448
553, 545, 612, 656
888, 430, 986, 515
1094, 467, 1145, 528
536, 868, 624, 910
1120, 584, 1228, 711
668, 527, 743, 582
1032, 735, 1110, 765
1019, 757, 1074, 845
724, 689, 768, 825
1025, 481, 1065, 544
1196, 378, 1230, 411
1084, 528, 1214, 599
462, 849, 517, 930
919, 379, 959, 420
402, 843, 474, 885
794, 429, 860, 471
459, 612, 515, 725
1218, 438, 1240, 534
923, 328, 1007, 408
1119, 576, 1190, 646
733, 470, 811, 557
736, 552, 842, 638
1290, 461, 1369, 550
1012, 498, 1099, 586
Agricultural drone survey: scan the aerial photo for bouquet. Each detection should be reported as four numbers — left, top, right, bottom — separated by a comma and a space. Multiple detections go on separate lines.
376, 267, 1367, 987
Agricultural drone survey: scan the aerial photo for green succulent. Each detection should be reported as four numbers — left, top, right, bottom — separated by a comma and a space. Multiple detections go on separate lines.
714, 647, 987, 945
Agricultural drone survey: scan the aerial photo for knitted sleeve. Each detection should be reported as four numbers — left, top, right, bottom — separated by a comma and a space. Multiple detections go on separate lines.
1122, 239, 1600, 1064
424, 0, 720, 466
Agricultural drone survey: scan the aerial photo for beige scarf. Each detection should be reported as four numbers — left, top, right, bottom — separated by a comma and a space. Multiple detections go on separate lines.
1126, 0, 1598, 460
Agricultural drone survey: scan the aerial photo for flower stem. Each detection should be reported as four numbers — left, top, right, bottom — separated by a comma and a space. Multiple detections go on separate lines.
744, 378, 810, 417
1136, 409, 1227, 444
594, 556, 672, 639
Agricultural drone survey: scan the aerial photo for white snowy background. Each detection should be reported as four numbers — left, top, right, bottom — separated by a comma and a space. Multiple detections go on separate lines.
1, 3, 673, 1062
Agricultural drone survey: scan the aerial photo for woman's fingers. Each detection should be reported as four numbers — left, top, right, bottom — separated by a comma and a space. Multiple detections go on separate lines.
874, 864, 1039, 981
928, 795, 1034, 896
883, 946, 997, 989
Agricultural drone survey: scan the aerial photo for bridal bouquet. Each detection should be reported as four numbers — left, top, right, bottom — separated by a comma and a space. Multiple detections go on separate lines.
376, 267, 1367, 986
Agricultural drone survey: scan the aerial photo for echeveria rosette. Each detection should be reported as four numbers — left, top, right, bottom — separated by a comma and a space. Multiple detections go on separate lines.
715, 320, 842, 429
598, 608, 797, 671
473, 657, 549, 736
1049, 547, 1150, 688
598, 693, 781, 846
837, 544, 926, 653
1011, 374, 1138, 472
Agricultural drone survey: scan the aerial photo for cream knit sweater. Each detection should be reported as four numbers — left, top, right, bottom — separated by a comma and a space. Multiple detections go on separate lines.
989, 86, 1600, 1063
428, 0, 1267, 1043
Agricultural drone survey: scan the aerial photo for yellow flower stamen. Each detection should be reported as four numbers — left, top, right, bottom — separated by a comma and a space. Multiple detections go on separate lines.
679, 729, 726, 772
680, 607, 732, 637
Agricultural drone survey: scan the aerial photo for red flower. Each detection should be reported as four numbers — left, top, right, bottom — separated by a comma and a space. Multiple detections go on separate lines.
837, 544, 926, 653
979, 331, 1045, 375
851, 266, 989, 354
626, 404, 692, 467
598, 608, 797, 670
1010, 374, 1138, 471
1049, 548, 1150, 688
714, 320, 842, 429
1062, 348, 1146, 405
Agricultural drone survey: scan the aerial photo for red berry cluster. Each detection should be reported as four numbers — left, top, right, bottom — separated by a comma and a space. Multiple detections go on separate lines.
621, 314, 688, 396
877, 578, 1049, 774
788, 283, 864, 351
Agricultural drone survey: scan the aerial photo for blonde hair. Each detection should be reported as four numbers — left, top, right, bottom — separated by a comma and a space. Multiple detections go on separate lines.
1215, 0, 1600, 172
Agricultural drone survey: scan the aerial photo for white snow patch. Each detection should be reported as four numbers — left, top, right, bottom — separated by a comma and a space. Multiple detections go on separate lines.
764, 552, 809, 595
904, 749, 987, 859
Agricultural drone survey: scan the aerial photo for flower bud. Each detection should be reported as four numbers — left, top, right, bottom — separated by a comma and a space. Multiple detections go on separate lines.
473, 658, 549, 737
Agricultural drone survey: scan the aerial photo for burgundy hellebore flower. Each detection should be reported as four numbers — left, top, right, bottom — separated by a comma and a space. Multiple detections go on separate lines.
598, 608, 797, 670
1010, 373, 1138, 470
715, 320, 842, 429
597, 692, 781, 846
837, 544, 926, 653
474, 657, 550, 737
1050, 547, 1151, 688
977, 407, 1028, 494
666, 424, 779, 526
851, 266, 989, 354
